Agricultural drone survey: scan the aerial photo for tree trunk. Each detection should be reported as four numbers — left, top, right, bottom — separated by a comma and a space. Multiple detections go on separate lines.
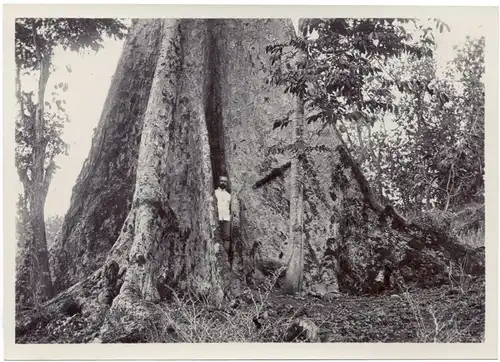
49, 19, 165, 293
15, 193, 33, 310
21, 18, 297, 342
96, 19, 241, 340
376, 145, 383, 201
18, 21, 54, 306
415, 87, 426, 213
49, 18, 300, 296
283, 88, 305, 294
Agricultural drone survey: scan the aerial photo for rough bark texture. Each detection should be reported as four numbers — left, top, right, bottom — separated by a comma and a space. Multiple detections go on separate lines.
49, 20, 164, 293
283, 90, 305, 294
208, 20, 342, 292
47, 18, 345, 297
212, 19, 295, 282
18, 18, 485, 343
325, 145, 485, 295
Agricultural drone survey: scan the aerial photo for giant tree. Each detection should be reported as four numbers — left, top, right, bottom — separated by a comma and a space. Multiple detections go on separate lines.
16, 19, 484, 344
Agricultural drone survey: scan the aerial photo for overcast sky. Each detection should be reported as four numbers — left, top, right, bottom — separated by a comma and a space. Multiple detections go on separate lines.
14, 16, 485, 219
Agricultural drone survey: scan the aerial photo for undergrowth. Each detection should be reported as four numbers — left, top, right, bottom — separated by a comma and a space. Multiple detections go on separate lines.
16, 271, 484, 344
16, 203, 486, 344
407, 204, 485, 247
147, 267, 303, 342
397, 281, 484, 343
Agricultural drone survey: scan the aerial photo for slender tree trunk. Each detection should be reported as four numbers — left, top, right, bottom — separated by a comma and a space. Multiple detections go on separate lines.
376, 145, 383, 201
284, 51, 306, 294
443, 164, 454, 212
356, 117, 365, 163
25, 21, 53, 303
415, 88, 426, 213
27, 189, 53, 302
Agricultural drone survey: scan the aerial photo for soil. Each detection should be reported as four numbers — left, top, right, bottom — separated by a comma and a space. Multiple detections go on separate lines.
265, 276, 485, 343
17, 274, 484, 344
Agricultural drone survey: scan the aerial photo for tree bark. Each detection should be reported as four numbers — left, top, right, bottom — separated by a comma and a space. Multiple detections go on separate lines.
50, 19, 165, 293
18, 20, 54, 306
376, 145, 383, 201
95, 20, 236, 340
283, 52, 306, 294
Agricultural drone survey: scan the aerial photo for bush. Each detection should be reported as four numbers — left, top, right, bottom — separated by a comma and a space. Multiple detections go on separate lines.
407, 203, 484, 247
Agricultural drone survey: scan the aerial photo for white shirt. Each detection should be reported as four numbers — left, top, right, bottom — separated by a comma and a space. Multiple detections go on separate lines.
215, 187, 231, 221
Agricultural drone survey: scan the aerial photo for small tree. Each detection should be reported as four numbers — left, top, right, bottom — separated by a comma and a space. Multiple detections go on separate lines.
15, 18, 127, 307
266, 18, 444, 294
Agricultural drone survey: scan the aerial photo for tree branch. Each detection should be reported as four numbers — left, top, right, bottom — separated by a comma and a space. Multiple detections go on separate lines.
31, 19, 52, 187
338, 117, 356, 152
43, 160, 57, 198
15, 66, 23, 108
253, 162, 292, 189
336, 144, 384, 213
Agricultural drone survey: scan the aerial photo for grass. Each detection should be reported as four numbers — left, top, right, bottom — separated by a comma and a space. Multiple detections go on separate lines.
16, 272, 485, 344
140, 271, 484, 343
146, 267, 311, 343
398, 281, 484, 343
397, 205, 485, 342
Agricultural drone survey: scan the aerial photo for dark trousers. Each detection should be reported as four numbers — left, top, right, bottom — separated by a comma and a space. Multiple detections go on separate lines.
219, 220, 231, 255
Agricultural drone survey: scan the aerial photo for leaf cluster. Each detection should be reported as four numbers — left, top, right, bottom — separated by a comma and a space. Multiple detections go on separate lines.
16, 18, 127, 69
266, 17, 445, 129
360, 37, 484, 213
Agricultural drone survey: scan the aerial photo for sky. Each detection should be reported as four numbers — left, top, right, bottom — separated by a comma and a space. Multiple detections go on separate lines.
14, 16, 485, 219
15, 38, 125, 218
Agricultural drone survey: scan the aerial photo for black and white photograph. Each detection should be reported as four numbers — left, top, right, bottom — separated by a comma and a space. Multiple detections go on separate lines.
4, 3, 498, 358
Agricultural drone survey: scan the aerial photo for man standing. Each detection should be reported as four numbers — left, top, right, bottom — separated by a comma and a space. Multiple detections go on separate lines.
215, 175, 231, 255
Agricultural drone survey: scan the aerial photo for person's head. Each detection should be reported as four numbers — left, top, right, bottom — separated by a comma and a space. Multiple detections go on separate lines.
219, 176, 228, 189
